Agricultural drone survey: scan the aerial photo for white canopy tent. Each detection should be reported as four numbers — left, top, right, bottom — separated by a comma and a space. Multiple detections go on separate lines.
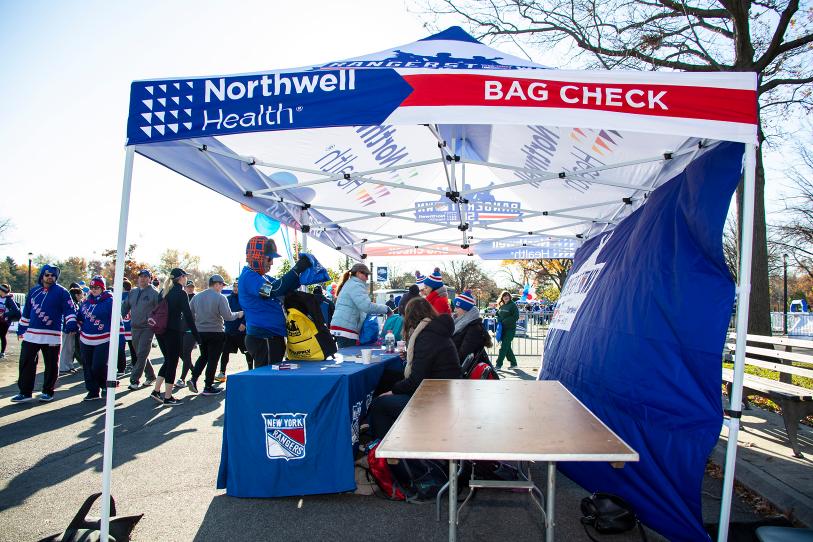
100, 27, 758, 541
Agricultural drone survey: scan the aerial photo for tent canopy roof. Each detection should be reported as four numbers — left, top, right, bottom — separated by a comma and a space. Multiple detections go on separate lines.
126, 27, 757, 260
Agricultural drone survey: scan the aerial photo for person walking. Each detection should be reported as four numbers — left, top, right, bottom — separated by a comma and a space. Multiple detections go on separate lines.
176, 279, 198, 387
186, 274, 242, 396
150, 268, 200, 405
122, 269, 160, 390
218, 279, 252, 379
0, 284, 21, 359
329, 263, 391, 348
420, 267, 452, 315
116, 279, 137, 377
12, 264, 78, 403
58, 287, 82, 375
311, 285, 335, 327
452, 290, 491, 363
239, 236, 311, 366
495, 291, 519, 369
77, 276, 117, 401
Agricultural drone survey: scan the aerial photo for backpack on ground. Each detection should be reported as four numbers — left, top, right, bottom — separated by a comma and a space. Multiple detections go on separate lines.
147, 298, 169, 335
366, 440, 409, 501
284, 291, 338, 360
366, 441, 453, 503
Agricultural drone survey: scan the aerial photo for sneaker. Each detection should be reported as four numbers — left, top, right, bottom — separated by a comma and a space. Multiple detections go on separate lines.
163, 396, 181, 406
0, 352, 5, 359
214, 372, 227, 383
127, 383, 140, 391
58, 370, 73, 377
509, 363, 518, 368
83, 393, 101, 401
149, 390, 163, 403
174, 378, 186, 388
144, 378, 156, 386
187, 380, 199, 394
39, 393, 54, 402
11, 394, 34, 403
202, 386, 223, 396
116, 372, 125, 379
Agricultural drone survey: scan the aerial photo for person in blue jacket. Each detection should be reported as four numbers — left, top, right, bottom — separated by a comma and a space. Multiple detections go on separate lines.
329, 263, 391, 348
0, 284, 21, 359
239, 236, 312, 366
77, 276, 117, 401
12, 264, 78, 403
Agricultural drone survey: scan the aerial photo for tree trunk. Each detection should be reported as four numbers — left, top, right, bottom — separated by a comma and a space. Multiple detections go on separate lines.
737, 144, 772, 335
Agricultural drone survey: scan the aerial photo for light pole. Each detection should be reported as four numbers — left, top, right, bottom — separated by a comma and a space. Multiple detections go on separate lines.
27, 252, 33, 292
783, 253, 788, 336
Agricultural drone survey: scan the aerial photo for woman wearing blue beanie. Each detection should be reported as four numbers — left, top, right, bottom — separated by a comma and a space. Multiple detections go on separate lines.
452, 290, 492, 363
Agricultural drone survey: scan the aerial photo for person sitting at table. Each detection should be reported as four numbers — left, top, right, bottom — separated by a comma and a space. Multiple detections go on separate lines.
368, 297, 461, 439
451, 290, 492, 364
329, 263, 391, 348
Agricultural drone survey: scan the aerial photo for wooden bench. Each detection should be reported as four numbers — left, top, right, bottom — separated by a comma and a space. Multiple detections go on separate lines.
723, 333, 813, 457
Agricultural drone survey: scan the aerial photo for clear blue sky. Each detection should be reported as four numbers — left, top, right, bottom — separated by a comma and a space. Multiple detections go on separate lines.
0, 0, 791, 282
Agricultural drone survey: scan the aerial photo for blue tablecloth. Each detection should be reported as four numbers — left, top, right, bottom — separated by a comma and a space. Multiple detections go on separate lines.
217, 347, 403, 497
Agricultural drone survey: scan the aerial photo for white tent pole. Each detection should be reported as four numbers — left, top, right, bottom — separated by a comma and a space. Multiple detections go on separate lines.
718, 143, 757, 542
100, 145, 135, 541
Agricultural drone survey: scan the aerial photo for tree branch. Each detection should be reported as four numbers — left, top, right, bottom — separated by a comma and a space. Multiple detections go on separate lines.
760, 75, 813, 93
755, 0, 801, 71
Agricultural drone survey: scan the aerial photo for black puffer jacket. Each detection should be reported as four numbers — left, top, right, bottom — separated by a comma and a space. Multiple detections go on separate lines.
452, 317, 489, 363
393, 313, 461, 395
162, 283, 199, 338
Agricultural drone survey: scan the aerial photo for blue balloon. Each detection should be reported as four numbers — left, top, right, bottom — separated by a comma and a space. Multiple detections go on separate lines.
254, 213, 280, 236
269, 171, 316, 203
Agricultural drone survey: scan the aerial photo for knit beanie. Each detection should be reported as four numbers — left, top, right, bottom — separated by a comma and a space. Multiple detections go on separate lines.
90, 276, 106, 290
414, 270, 425, 285
454, 290, 476, 311
423, 267, 443, 290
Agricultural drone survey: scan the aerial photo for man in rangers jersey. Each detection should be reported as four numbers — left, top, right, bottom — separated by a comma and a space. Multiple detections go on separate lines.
11, 264, 78, 403
78, 276, 120, 401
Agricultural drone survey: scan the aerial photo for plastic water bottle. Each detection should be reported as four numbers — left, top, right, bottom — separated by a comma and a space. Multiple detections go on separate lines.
384, 330, 396, 353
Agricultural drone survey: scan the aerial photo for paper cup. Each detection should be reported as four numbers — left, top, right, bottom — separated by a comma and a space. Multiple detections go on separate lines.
396, 341, 405, 353
361, 349, 373, 363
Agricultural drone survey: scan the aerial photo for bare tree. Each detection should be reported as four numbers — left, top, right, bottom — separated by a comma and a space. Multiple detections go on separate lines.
420, 0, 813, 334
0, 218, 11, 245
772, 142, 813, 277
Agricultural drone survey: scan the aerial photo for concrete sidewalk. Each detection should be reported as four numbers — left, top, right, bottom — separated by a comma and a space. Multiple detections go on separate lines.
712, 404, 813, 527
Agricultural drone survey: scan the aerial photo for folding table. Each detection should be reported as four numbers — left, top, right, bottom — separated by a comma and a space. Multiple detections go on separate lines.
375, 379, 638, 542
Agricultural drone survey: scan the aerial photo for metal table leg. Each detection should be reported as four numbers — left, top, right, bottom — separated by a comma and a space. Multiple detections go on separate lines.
449, 459, 458, 542
546, 462, 556, 542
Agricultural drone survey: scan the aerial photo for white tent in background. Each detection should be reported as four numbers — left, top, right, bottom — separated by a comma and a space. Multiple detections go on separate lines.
100, 26, 757, 541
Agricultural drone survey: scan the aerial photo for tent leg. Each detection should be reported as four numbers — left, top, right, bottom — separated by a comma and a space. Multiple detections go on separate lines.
718, 143, 757, 542
100, 145, 135, 541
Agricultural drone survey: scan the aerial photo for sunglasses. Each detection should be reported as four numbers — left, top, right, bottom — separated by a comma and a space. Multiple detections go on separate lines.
43, 273, 55, 278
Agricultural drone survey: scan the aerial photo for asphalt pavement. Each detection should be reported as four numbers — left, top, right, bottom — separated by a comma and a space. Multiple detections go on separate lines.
0, 340, 765, 541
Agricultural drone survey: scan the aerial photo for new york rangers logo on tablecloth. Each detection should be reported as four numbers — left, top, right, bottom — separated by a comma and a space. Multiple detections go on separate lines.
262, 413, 307, 461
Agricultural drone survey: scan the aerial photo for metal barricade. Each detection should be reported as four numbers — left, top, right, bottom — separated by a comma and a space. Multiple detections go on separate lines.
484, 310, 548, 362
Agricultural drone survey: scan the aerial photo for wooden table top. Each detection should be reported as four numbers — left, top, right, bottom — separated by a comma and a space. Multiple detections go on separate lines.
376, 380, 638, 462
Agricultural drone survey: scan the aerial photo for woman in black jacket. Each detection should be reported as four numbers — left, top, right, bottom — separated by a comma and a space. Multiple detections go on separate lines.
151, 268, 199, 405
368, 297, 461, 439
451, 289, 492, 364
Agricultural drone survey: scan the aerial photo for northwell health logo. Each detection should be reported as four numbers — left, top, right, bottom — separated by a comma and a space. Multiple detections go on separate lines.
138, 81, 195, 139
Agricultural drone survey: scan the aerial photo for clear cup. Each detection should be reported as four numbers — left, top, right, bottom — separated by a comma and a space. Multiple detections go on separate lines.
361, 349, 373, 363
396, 341, 406, 354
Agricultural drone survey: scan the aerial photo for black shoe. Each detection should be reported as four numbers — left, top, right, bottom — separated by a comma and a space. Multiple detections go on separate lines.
149, 390, 163, 403
509, 363, 517, 368
202, 386, 223, 396
83, 393, 101, 401
187, 380, 199, 394
163, 396, 181, 406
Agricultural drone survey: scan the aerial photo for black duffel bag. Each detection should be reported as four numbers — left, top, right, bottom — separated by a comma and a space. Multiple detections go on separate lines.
580, 492, 648, 541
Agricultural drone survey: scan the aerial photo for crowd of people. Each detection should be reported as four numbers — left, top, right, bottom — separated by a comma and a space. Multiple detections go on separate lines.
2, 235, 519, 414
